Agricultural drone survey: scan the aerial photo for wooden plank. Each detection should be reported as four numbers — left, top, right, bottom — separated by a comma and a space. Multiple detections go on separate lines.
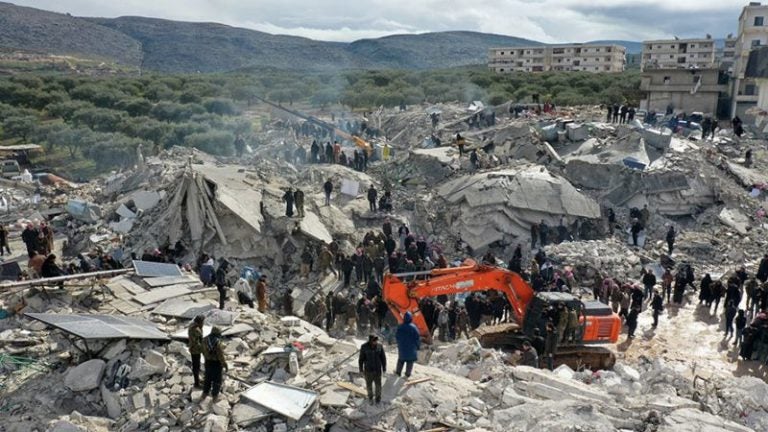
404, 377, 431, 387
132, 284, 192, 305
335, 381, 368, 397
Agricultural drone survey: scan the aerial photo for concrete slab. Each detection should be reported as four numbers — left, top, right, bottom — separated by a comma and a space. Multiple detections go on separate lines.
143, 275, 201, 288
242, 381, 318, 421
132, 284, 193, 306
299, 211, 333, 243
151, 298, 216, 319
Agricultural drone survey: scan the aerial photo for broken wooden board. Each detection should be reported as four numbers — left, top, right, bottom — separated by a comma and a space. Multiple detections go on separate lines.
404, 377, 431, 387
336, 381, 368, 397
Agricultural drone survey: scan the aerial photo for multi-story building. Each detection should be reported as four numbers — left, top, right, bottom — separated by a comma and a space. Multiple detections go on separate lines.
640, 38, 717, 70
732, 2, 768, 117
640, 68, 729, 115
488, 44, 626, 73
721, 35, 738, 71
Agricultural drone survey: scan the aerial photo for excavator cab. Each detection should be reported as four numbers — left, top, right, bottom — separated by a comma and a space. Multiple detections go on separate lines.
522, 292, 620, 345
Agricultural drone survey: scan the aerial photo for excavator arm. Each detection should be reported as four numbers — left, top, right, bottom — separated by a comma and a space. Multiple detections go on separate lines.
383, 260, 534, 339
254, 95, 373, 156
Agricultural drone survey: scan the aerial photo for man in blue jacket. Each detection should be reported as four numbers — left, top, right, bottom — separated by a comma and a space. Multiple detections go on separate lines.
395, 311, 421, 378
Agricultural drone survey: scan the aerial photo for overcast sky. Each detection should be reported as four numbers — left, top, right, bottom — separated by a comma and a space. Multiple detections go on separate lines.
11, 0, 749, 43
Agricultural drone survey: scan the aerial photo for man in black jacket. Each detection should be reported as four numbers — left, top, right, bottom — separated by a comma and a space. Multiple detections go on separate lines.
359, 334, 387, 403
367, 185, 378, 212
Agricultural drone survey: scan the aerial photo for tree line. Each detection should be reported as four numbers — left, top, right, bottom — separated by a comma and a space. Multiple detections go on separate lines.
0, 68, 641, 177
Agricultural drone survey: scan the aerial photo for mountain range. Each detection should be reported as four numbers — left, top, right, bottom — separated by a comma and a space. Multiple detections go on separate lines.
0, 1, 644, 73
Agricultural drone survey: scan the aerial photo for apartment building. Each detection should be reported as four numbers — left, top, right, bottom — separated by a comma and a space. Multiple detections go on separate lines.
732, 2, 768, 116
721, 36, 738, 70
640, 38, 717, 70
488, 44, 626, 73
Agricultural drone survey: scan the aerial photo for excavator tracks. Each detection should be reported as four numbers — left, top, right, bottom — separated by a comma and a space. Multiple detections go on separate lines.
472, 323, 617, 371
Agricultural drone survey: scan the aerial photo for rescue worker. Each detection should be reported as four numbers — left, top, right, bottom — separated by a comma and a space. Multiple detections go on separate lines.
395, 312, 420, 378
201, 326, 228, 402
188, 315, 205, 388
358, 334, 386, 404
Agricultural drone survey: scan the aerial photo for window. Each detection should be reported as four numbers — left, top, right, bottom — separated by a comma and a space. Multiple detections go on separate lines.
690, 44, 696, 48
752, 39, 762, 47
755, 16, 764, 26
670, 55, 674, 58
500, 52, 505, 55
500, 68, 504, 72
746, 84, 757, 95
671, 45, 675, 49
663, 76, 671, 84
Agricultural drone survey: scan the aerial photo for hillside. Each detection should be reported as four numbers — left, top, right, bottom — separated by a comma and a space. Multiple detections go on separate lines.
348, 31, 541, 69
0, 1, 634, 73
88, 16, 356, 73
0, 2, 142, 67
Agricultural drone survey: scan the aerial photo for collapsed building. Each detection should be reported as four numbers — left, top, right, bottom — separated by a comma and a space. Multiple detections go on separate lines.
3, 101, 768, 432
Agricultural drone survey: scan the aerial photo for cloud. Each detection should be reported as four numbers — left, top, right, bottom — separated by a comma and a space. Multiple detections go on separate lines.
10, 0, 745, 43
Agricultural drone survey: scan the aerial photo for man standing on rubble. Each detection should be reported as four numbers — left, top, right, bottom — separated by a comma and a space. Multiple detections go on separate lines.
215, 261, 229, 310
21, 223, 39, 257
282, 188, 295, 218
188, 315, 205, 389
626, 306, 640, 339
201, 326, 228, 402
666, 226, 676, 255
630, 219, 642, 247
758, 254, 768, 284
323, 179, 333, 206
395, 311, 420, 378
0, 224, 11, 256
234, 135, 245, 157
651, 290, 664, 328
310, 140, 320, 163
256, 275, 268, 312
294, 188, 305, 218
367, 185, 378, 212
539, 220, 549, 248
641, 268, 656, 300
359, 334, 386, 404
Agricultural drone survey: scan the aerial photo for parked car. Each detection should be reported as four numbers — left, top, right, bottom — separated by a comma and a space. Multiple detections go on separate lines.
0, 160, 21, 178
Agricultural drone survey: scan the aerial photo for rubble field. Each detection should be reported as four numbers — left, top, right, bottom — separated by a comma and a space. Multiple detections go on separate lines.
3, 103, 768, 432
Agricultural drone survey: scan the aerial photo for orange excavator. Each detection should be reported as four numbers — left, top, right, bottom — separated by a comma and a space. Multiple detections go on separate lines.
383, 260, 621, 369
